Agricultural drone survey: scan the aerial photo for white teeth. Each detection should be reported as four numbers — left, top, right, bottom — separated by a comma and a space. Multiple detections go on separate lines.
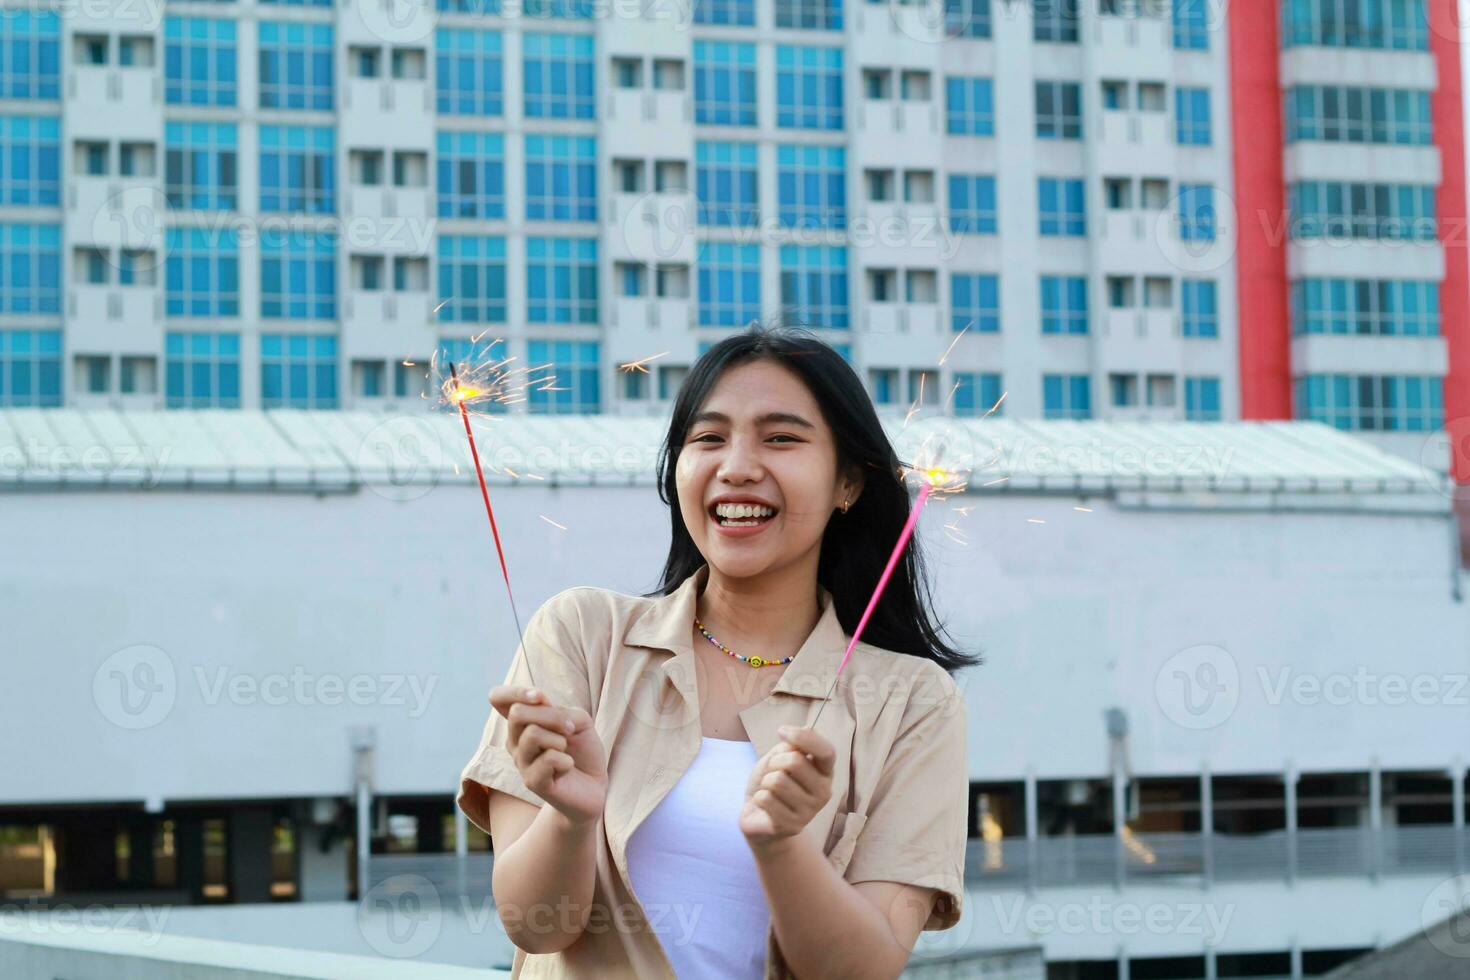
714, 502, 775, 520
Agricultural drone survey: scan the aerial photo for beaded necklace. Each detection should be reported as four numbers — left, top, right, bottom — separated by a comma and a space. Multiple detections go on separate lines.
693, 617, 795, 669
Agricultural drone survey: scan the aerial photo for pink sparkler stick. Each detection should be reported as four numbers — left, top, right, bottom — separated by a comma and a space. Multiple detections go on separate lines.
449, 362, 535, 687
810, 481, 935, 729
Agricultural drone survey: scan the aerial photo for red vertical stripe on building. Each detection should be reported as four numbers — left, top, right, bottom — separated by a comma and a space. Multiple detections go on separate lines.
1429, 0, 1470, 484
1228, 1, 1292, 419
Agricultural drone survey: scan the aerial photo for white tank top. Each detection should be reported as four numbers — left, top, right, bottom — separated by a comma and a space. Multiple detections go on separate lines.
624, 735, 769, 979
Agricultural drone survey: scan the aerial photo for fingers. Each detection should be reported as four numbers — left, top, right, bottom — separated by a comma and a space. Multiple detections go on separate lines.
505, 700, 577, 753
512, 722, 569, 774
524, 748, 575, 792
776, 726, 836, 777
760, 763, 821, 810
489, 685, 542, 718
764, 747, 826, 799
752, 785, 802, 824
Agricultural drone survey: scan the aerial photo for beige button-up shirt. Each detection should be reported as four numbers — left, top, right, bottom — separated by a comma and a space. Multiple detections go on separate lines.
457, 563, 968, 979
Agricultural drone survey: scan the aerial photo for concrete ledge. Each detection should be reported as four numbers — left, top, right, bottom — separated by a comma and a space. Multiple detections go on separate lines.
0, 920, 510, 980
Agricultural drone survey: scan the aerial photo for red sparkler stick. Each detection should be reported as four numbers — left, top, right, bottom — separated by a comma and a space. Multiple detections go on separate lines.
810, 480, 937, 730
450, 362, 534, 687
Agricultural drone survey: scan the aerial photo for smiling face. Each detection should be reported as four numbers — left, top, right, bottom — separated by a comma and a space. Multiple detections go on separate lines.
675, 358, 862, 581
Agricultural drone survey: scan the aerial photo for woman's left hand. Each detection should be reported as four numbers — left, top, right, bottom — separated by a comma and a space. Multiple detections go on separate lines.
740, 725, 835, 848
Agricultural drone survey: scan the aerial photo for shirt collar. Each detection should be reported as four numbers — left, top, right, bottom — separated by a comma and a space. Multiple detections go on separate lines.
625, 563, 848, 701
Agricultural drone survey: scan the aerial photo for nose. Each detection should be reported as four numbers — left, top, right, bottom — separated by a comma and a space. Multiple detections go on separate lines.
716, 431, 764, 485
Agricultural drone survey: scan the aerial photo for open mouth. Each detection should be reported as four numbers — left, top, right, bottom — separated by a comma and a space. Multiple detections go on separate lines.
709, 502, 779, 528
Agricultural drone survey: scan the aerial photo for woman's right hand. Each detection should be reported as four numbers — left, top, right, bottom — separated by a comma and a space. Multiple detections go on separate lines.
490, 686, 608, 827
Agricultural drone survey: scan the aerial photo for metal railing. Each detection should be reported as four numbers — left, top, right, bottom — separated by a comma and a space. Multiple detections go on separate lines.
367, 825, 1468, 899
964, 825, 1469, 890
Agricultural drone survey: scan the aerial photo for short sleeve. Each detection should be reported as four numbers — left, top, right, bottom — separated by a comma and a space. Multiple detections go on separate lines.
844, 667, 968, 931
455, 588, 596, 839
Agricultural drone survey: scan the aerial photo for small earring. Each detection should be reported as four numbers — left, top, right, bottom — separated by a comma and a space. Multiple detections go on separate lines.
840, 498, 850, 514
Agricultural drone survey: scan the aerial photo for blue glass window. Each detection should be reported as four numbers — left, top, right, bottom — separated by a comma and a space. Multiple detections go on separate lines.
1280, 0, 1427, 51
777, 144, 845, 230
1172, 0, 1209, 49
166, 228, 240, 318
258, 22, 333, 110
1034, 0, 1080, 42
1043, 373, 1091, 419
952, 372, 1002, 416
437, 131, 505, 219
1184, 376, 1221, 420
775, 0, 842, 30
260, 333, 338, 408
693, 0, 755, 25
776, 46, 843, 130
259, 125, 334, 213
523, 32, 594, 120
1181, 279, 1218, 337
698, 242, 761, 327
696, 141, 758, 227
1289, 181, 1436, 241
525, 134, 596, 222
1175, 86, 1212, 145
1290, 278, 1440, 336
165, 331, 241, 408
526, 237, 597, 323
779, 245, 848, 329
165, 122, 238, 210
1038, 177, 1086, 236
527, 339, 599, 414
1178, 182, 1216, 242
435, 29, 503, 116
0, 223, 59, 314
0, 328, 60, 406
260, 230, 336, 319
1295, 373, 1442, 431
0, 13, 60, 101
165, 17, 236, 106
951, 273, 999, 333
694, 42, 757, 126
945, 77, 994, 135
1285, 85, 1432, 145
437, 236, 507, 323
944, 0, 991, 37
1040, 275, 1087, 334
948, 174, 997, 234
0, 115, 58, 205
1035, 80, 1082, 138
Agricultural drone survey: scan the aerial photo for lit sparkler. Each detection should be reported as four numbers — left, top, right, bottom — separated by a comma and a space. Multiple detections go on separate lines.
811, 461, 968, 729
442, 355, 541, 686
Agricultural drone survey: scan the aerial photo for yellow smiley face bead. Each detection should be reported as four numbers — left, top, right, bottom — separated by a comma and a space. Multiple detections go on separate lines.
748, 657, 764, 668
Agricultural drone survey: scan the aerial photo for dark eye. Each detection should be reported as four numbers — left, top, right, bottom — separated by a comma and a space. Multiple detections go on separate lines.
691, 433, 722, 443
768, 435, 799, 443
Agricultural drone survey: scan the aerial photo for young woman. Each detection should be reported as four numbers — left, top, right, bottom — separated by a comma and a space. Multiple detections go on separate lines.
457, 326, 980, 979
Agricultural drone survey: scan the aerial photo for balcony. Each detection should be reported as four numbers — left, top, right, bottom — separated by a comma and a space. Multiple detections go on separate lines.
856, 101, 942, 165
67, 69, 160, 138
608, 191, 698, 264
67, 287, 160, 347
606, 89, 690, 127
346, 186, 433, 226
611, 297, 692, 331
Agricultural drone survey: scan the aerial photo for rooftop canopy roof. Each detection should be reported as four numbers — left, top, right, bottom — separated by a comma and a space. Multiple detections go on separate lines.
0, 409, 1450, 511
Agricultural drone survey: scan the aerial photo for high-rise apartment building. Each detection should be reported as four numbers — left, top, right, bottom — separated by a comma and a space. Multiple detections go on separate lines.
1, 0, 1464, 469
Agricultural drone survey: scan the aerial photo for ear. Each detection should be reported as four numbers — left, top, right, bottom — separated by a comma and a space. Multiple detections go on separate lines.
840, 465, 866, 507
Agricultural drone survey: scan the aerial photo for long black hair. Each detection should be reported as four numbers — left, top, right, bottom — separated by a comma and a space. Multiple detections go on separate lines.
644, 324, 982, 675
